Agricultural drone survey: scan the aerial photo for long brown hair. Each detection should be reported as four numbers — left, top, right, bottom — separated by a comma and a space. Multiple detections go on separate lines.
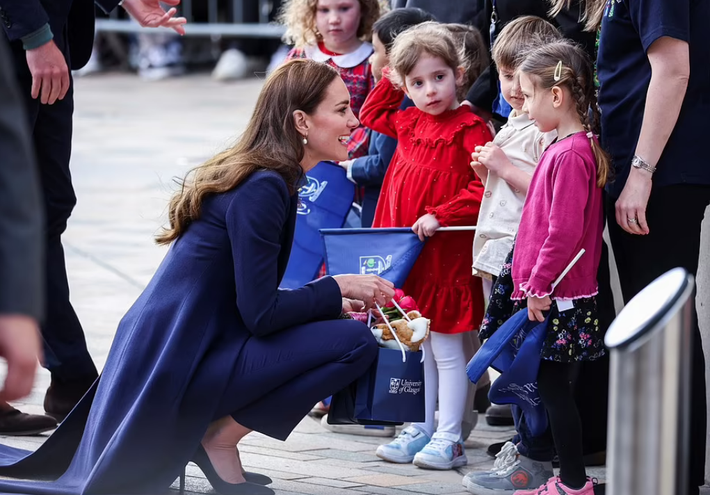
519, 40, 611, 187
279, 0, 381, 48
156, 59, 340, 245
548, 0, 606, 32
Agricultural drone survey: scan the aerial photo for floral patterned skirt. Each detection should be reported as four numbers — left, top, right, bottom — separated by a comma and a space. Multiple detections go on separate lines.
480, 247, 605, 363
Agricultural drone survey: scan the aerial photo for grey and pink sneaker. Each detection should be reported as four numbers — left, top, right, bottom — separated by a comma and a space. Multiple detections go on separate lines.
514, 476, 597, 495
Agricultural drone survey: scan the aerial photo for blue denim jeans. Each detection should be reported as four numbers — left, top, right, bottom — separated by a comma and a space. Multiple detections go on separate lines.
512, 405, 555, 462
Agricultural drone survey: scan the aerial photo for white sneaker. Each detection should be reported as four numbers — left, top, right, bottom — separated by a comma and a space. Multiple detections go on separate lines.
376, 425, 431, 463
320, 415, 395, 437
413, 431, 468, 470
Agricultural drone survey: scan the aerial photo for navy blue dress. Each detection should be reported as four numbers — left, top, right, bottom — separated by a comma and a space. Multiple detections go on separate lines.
0, 170, 377, 494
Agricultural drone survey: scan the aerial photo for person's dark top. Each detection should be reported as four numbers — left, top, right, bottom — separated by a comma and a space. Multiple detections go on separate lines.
597, 0, 710, 198
465, 0, 596, 117
391, 0, 484, 25
0, 37, 43, 320
0, 0, 120, 69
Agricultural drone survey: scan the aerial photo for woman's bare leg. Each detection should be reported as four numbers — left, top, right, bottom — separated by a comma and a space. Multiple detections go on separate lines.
201, 416, 252, 483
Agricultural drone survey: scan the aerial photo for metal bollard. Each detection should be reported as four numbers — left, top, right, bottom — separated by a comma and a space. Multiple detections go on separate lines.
605, 268, 695, 495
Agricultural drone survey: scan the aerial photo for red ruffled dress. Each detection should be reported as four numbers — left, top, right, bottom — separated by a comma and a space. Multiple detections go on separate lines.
360, 77, 493, 334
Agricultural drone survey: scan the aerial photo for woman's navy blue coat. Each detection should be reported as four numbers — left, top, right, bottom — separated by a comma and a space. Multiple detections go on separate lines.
0, 170, 375, 494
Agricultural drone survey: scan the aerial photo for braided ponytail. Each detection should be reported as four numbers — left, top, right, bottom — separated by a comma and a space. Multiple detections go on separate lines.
519, 40, 611, 188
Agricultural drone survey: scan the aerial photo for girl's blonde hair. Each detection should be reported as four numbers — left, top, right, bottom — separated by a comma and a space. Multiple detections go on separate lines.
388, 22, 463, 92
548, 0, 606, 32
444, 23, 489, 100
156, 60, 339, 245
279, 0, 381, 48
519, 41, 611, 188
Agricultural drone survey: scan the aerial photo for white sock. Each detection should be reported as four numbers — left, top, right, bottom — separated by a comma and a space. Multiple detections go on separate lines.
413, 332, 469, 439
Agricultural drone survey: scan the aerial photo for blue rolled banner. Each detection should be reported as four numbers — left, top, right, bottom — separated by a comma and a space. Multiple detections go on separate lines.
280, 162, 355, 289
466, 309, 549, 436
320, 227, 426, 287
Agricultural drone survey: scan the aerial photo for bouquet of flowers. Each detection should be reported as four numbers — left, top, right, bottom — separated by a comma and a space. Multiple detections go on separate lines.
346, 289, 430, 352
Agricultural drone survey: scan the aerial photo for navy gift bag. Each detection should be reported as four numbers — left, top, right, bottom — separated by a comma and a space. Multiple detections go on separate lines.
354, 347, 425, 423
329, 347, 425, 425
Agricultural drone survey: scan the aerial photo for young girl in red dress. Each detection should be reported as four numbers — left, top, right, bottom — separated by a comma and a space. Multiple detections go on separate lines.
280, 0, 381, 158
359, 22, 492, 470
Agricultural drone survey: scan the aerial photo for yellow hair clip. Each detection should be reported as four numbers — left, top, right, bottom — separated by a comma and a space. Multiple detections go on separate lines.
554, 61, 563, 82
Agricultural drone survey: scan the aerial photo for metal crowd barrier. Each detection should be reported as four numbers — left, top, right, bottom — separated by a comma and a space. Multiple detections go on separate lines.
605, 267, 695, 495
96, 0, 286, 38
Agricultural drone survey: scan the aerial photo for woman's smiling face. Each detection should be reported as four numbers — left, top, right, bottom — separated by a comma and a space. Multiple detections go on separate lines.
299, 78, 359, 169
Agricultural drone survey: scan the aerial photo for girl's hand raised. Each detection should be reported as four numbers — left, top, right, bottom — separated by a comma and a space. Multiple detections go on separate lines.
527, 295, 551, 322
412, 214, 440, 242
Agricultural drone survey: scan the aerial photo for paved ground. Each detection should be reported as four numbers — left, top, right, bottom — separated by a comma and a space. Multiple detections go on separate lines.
0, 72, 707, 494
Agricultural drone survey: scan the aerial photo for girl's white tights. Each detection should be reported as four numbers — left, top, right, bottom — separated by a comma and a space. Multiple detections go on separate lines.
413, 331, 469, 439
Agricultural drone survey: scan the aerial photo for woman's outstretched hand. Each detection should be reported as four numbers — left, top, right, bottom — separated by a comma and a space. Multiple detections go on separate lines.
333, 275, 395, 310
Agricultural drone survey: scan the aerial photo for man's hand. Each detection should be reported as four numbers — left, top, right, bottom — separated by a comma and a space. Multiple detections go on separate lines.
121, 0, 187, 35
412, 214, 440, 242
26, 41, 69, 105
0, 315, 41, 402
615, 167, 652, 235
527, 295, 551, 323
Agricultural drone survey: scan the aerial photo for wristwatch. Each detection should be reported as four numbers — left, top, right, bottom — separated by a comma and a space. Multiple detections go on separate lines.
631, 155, 656, 174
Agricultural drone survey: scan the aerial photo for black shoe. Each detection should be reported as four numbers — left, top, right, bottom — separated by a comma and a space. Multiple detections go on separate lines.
486, 439, 511, 457
0, 405, 57, 436
190, 444, 274, 495
474, 383, 491, 413
243, 472, 272, 485
485, 404, 515, 426
44, 375, 97, 421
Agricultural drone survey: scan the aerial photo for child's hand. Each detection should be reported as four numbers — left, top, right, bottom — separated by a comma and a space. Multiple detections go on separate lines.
470, 152, 488, 183
412, 214, 440, 241
475, 143, 514, 177
527, 295, 551, 322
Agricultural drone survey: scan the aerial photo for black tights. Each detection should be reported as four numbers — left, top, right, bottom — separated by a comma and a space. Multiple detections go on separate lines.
538, 360, 586, 489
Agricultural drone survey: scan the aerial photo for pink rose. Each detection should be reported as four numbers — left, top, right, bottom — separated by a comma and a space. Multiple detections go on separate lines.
398, 296, 419, 313
385, 288, 407, 308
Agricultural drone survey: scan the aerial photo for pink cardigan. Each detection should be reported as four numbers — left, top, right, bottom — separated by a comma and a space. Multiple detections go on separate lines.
512, 132, 604, 300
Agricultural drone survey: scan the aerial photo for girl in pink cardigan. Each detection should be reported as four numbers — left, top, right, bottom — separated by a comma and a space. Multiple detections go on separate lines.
480, 41, 611, 495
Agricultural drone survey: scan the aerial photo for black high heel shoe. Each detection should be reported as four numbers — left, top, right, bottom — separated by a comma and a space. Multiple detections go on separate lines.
189, 445, 274, 495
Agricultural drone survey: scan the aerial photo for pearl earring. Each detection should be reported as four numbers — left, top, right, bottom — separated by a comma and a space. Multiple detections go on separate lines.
302, 136, 308, 145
